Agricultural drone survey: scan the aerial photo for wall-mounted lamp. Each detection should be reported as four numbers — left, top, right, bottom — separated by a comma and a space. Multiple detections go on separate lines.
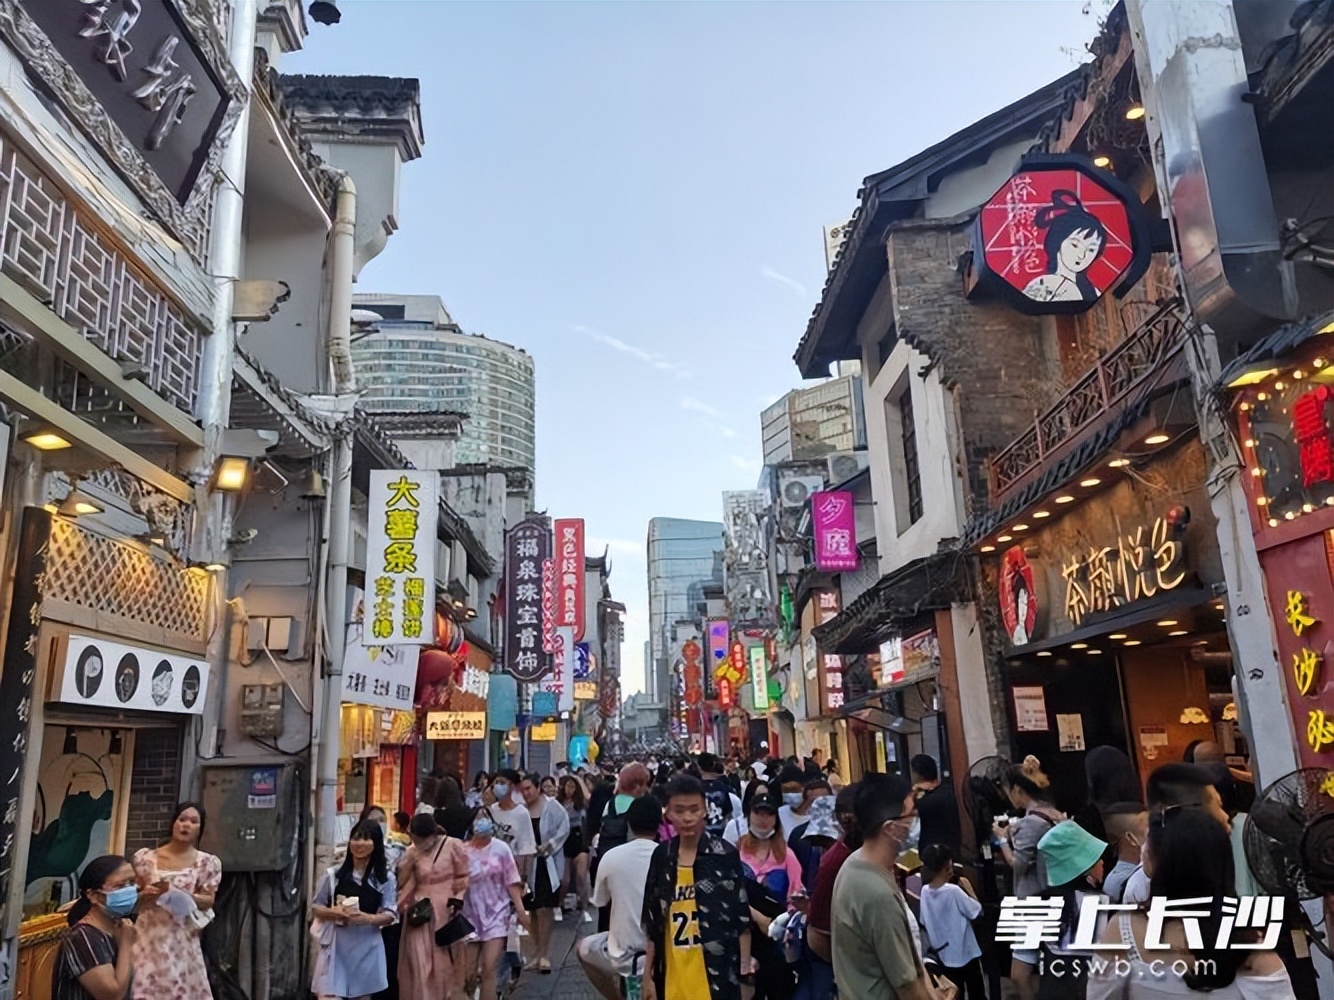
57, 483, 104, 517
23, 427, 72, 451
214, 456, 250, 492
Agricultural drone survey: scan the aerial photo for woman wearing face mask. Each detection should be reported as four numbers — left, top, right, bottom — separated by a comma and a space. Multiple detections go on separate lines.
131, 803, 220, 1000
398, 813, 471, 1000
724, 780, 772, 845
311, 820, 399, 1000
738, 795, 804, 1000
466, 772, 490, 810
460, 808, 531, 1000
55, 854, 137, 1000
358, 806, 404, 1000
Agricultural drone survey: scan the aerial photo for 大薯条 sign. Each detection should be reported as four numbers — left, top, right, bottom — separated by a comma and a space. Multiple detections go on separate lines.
365, 470, 438, 646
973, 154, 1151, 316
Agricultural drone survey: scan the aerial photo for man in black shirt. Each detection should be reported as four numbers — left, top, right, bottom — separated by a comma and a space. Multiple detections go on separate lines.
696, 752, 735, 839
911, 754, 960, 855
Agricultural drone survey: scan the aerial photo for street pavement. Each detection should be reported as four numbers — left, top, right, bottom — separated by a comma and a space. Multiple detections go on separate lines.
511, 914, 602, 1000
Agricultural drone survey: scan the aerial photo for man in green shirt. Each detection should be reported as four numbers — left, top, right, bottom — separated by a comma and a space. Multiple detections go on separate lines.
831, 772, 934, 1000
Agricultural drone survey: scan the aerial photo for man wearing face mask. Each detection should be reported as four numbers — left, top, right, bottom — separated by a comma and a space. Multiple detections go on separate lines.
488, 768, 537, 882
832, 773, 935, 1000
777, 767, 824, 836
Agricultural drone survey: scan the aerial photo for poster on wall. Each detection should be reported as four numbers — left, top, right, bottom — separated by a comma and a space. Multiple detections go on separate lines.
58, 635, 210, 715
343, 589, 417, 711
1057, 713, 1086, 751
364, 469, 438, 646
1013, 686, 1050, 732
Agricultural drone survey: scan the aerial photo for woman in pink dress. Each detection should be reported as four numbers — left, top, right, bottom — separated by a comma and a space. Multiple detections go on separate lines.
397, 813, 470, 1000
131, 803, 222, 1000
460, 808, 530, 1000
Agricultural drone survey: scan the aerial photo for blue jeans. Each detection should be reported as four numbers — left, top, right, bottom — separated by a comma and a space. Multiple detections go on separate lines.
792, 943, 835, 1000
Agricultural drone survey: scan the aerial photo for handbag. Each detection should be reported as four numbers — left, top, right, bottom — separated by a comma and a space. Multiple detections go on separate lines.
434, 909, 476, 948
405, 838, 448, 927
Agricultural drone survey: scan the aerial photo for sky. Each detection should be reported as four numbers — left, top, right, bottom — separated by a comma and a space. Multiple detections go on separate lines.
290, 0, 1105, 696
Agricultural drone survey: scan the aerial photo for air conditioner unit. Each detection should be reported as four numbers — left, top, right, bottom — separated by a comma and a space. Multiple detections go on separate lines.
827, 451, 870, 485
780, 475, 825, 509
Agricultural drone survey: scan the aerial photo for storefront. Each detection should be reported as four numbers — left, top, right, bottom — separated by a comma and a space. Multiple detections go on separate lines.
976, 438, 1246, 807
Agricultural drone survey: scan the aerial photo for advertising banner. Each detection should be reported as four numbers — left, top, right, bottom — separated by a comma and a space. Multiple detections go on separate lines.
425, 711, 486, 741
812, 491, 859, 572
365, 469, 438, 645
750, 644, 770, 713
555, 518, 586, 640
59, 634, 209, 715
504, 518, 552, 682
344, 588, 418, 710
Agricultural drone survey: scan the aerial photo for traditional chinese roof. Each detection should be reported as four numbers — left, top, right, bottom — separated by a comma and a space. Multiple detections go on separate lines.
231, 349, 333, 456
1216, 310, 1334, 390
278, 74, 424, 161
810, 551, 969, 654
793, 71, 1081, 379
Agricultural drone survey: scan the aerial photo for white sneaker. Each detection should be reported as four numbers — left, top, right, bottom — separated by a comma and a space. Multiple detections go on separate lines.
554, 909, 563, 923
581, 910, 593, 924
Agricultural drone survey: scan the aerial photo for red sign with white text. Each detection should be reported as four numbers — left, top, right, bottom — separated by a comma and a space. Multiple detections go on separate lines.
554, 519, 586, 641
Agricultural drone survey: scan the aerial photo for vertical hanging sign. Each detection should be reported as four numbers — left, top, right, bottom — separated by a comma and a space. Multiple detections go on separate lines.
504, 518, 552, 682
364, 470, 438, 646
749, 645, 770, 713
554, 519, 586, 641
812, 492, 859, 572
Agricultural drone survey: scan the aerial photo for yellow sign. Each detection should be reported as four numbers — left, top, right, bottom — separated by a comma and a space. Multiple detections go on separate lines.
574, 681, 598, 701
1062, 516, 1186, 627
425, 711, 486, 741
366, 470, 438, 645
530, 722, 557, 741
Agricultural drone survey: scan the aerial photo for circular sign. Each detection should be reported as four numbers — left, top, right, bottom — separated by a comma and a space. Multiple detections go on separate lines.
151, 659, 174, 706
974, 155, 1150, 316
114, 653, 140, 703
75, 645, 104, 699
999, 546, 1038, 646
181, 665, 201, 709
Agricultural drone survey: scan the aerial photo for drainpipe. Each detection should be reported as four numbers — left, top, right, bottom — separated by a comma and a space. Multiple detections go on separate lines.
314, 175, 358, 869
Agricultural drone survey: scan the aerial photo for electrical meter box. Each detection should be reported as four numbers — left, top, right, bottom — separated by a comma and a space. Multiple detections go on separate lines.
198, 761, 303, 871
240, 683, 285, 738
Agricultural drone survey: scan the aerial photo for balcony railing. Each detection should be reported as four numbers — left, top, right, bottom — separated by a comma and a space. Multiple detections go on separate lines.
988, 299, 1187, 498
0, 130, 203, 416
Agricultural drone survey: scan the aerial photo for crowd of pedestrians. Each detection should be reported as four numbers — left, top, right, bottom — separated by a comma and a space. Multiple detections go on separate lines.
52, 745, 1310, 1000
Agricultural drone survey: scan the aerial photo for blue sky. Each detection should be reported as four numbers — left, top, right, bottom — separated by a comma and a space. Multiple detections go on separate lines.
291, 0, 1103, 695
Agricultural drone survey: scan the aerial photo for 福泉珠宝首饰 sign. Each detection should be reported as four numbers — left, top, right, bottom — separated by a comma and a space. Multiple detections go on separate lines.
505, 518, 553, 682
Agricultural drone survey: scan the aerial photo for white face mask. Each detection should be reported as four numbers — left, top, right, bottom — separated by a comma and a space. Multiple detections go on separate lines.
897, 816, 921, 859
749, 824, 776, 841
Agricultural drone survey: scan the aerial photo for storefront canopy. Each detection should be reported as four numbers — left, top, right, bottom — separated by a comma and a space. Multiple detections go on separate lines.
812, 551, 967, 654
1004, 585, 1213, 657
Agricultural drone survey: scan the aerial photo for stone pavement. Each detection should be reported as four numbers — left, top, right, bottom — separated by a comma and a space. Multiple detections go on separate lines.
511, 914, 603, 1000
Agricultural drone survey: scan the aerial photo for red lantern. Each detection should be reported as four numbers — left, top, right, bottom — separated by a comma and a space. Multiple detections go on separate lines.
417, 647, 456, 687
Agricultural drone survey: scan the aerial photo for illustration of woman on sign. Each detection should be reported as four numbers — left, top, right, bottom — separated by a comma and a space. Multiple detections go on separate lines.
1023, 190, 1109, 304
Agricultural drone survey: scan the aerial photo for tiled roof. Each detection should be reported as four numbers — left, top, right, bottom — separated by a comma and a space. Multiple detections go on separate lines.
1216, 311, 1334, 389
1253, 0, 1334, 117
811, 551, 968, 654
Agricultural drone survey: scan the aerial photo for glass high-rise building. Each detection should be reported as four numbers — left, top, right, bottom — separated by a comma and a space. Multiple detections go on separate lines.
646, 518, 724, 716
352, 294, 536, 471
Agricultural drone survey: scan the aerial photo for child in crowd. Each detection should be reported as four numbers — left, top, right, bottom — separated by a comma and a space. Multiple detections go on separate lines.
918, 844, 986, 999
1099, 802, 1147, 904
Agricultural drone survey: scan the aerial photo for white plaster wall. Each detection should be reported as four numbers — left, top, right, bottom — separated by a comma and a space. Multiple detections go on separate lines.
950, 602, 999, 762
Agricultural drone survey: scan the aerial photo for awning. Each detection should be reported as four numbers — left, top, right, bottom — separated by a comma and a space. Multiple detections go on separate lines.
812, 551, 967, 654
1004, 586, 1213, 657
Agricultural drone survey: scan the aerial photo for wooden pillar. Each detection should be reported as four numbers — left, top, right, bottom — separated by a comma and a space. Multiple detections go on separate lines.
934, 607, 978, 858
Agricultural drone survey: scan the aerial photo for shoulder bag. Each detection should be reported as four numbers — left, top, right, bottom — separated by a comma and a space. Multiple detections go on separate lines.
406, 838, 447, 927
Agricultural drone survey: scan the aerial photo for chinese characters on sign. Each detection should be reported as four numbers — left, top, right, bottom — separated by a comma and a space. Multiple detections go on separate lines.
1283, 589, 1333, 753
364, 470, 438, 646
817, 590, 844, 709
504, 518, 552, 683
554, 519, 585, 641
749, 644, 770, 713
1062, 513, 1188, 628
425, 712, 486, 741
540, 627, 576, 713
343, 588, 417, 710
812, 491, 859, 572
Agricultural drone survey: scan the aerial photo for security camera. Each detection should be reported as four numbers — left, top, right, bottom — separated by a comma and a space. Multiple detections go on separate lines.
229, 528, 259, 545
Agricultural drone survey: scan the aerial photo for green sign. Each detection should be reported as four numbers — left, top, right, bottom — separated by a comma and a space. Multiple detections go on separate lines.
749, 645, 770, 712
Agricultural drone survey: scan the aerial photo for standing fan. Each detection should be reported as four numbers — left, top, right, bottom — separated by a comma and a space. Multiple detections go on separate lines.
964, 755, 1014, 842
1243, 768, 1334, 973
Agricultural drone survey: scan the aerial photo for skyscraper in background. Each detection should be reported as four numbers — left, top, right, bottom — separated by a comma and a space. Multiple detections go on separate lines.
646, 518, 725, 728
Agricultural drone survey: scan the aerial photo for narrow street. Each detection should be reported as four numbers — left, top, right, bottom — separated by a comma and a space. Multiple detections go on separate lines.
511, 920, 600, 1000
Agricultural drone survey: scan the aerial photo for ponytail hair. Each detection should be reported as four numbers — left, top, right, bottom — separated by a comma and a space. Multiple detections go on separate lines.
68, 854, 130, 926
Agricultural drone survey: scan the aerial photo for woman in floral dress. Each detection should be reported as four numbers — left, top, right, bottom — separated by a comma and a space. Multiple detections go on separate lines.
460, 807, 530, 1000
131, 803, 222, 1000
397, 813, 470, 1000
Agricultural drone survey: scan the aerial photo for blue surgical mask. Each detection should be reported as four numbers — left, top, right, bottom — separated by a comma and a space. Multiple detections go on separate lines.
103, 885, 138, 917
473, 818, 496, 838
493, 782, 510, 800
783, 792, 803, 809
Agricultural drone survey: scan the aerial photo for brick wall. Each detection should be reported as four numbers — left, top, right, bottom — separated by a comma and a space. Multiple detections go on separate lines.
124, 727, 182, 853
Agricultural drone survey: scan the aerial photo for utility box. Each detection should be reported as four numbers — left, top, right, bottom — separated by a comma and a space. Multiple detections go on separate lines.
198, 761, 303, 871
240, 683, 285, 737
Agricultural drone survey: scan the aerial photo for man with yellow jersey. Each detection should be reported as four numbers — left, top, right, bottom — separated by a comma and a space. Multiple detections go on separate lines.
642, 773, 754, 1000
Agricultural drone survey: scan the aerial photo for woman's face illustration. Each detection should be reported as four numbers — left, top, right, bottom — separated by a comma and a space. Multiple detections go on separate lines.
1058, 227, 1103, 273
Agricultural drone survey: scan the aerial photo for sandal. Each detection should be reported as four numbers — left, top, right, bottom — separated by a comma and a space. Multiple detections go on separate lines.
539, 958, 552, 974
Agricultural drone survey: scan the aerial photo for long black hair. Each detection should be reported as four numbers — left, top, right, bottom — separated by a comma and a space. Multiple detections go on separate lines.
1085, 746, 1142, 809
338, 819, 388, 884
67, 854, 130, 926
166, 801, 207, 843
1034, 190, 1108, 300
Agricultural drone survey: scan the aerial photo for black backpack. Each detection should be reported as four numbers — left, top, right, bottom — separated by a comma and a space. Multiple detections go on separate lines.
596, 796, 631, 860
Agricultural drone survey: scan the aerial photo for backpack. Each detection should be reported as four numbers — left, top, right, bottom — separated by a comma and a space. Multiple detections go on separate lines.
596, 796, 630, 860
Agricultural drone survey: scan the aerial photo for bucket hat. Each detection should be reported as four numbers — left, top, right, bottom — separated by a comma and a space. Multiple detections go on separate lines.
802, 795, 841, 841
1038, 820, 1108, 888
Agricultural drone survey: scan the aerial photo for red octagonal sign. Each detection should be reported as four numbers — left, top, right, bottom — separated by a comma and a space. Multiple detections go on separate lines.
974, 154, 1151, 316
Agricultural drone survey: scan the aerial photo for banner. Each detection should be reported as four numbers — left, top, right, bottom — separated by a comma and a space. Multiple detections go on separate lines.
750, 644, 770, 712
344, 588, 417, 710
504, 518, 552, 682
425, 711, 486, 740
555, 518, 586, 640
365, 469, 438, 645
540, 626, 576, 713
574, 680, 598, 701
58, 635, 209, 715
812, 491, 859, 572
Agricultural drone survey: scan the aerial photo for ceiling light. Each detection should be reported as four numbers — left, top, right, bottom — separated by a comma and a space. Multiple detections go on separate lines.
1109, 458, 1130, 468
1055, 495, 1076, 504
1157, 620, 1178, 627
1012, 523, 1029, 532
980, 545, 996, 553
1124, 103, 1146, 121
1080, 477, 1102, 487
1194, 640, 1209, 646
1294, 370, 1306, 380
1275, 382, 1287, 391
1257, 392, 1269, 402
1109, 634, 1127, 640
1145, 432, 1170, 445
1227, 368, 1279, 388
1123, 640, 1142, 646
1169, 630, 1188, 636
997, 534, 1013, 543
23, 429, 71, 451
1037, 651, 1053, 657
1071, 643, 1089, 650
1093, 154, 1112, 168
214, 456, 250, 492
1087, 649, 1102, 655
1033, 510, 1051, 519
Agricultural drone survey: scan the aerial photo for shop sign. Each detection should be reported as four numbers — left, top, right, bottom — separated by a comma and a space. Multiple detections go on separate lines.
750, 644, 770, 712
1000, 547, 1039, 645
461, 665, 490, 700
682, 638, 703, 707
574, 642, 592, 680
879, 630, 941, 688
554, 519, 586, 640
707, 620, 729, 670
425, 711, 486, 741
531, 722, 557, 742
1283, 590, 1333, 754
973, 154, 1151, 316
817, 590, 844, 708
812, 491, 859, 572
365, 470, 438, 646
344, 588, 417, 710
21, 0, 233, 204
504, 518, 553, 682
540, 626, 575, 713
58, 634, 209, 714
574, 680, 598, 701
1060, 511, 1188, 628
